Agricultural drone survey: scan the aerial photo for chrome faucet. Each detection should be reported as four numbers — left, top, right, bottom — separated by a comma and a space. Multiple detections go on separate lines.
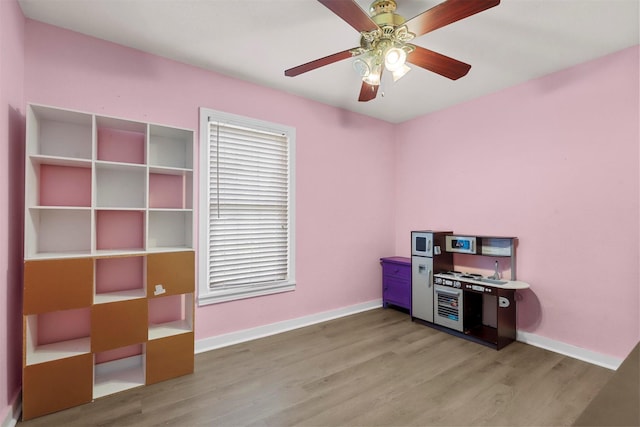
489, 260, 500, 280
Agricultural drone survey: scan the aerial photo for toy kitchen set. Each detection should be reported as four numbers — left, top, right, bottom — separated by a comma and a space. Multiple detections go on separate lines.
381, 231, 530, 350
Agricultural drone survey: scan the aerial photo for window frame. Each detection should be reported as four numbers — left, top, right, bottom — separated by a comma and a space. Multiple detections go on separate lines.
198, 108, 296, 306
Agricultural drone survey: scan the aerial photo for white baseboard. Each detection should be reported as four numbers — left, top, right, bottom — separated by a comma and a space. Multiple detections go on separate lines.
1, 393, 21, 427
194, 302, 624, 371
195, 299, 382, 354
517, 330, 623, 370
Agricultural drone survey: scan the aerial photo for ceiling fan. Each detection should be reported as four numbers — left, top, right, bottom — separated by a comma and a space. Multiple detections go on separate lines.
285, 0, 500, 102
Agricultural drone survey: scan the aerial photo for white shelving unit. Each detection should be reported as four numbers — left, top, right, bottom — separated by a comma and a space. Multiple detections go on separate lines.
22, 104, 196, 420
24, 104, 194, 260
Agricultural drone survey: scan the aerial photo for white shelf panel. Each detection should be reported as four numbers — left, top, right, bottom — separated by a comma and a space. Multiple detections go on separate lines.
26, 250, 93, 261
95, 160, 147, 170
26, 337, 91, 366
148, 166, 193, 176
148, 320, 192, 341
93, 355, 145, 399
29, 155, 92, 168
94, 249, 147, 257
145, 247, 193, 254
30, 205, 92, 210
94, 207, 146, 212
148, 208, 192, 213
94, 289, 146, 304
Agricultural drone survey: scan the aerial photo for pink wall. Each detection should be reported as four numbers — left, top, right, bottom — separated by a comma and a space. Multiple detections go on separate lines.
23, 21, 396, 340
394, 46, 640, 359
0, 0, 25, 421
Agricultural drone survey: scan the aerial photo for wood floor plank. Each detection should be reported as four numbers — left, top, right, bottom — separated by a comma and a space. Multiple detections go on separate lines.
18, 308, 615, 427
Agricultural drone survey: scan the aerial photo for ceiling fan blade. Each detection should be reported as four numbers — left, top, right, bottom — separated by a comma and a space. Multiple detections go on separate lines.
318, 0, 379, 32
358, 81, 379, 102
405, 0, 500, 38
285, 49, 356, 77
407, 46, 471, 80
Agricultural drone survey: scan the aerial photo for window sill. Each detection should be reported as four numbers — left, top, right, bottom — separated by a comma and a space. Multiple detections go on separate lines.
197, 282, 295, 306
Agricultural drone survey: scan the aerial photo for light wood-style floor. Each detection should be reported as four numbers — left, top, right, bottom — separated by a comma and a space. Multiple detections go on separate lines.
18, 308, 614, 426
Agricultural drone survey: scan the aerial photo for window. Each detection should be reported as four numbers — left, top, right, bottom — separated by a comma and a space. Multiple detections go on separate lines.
198, 108, 295, 305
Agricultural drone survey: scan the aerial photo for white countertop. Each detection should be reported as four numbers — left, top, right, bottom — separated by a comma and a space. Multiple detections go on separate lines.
434, 273, 530, 290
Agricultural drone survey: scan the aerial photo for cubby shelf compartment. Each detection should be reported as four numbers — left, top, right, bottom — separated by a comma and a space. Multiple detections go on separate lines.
149, 170, 193, 210
96, 116, 146, 165
94, 256, 145, 304
95, 162, 147, 209
25, 308, 91, 366
26, 208, 92, 259
147, 211, 193, 251
38, 164, 92, 207
148, 124, 193, 170
148, 293, 194, 340
93, 351, 145, 399
95, 210, 145, 253
27, 105, 93, 160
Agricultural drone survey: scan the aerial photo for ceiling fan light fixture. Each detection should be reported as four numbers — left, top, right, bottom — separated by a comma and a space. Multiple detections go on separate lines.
384, 46, 407, 72
392, 64, 411, 81
363, 63, 382, 86
353, 58, 371, 78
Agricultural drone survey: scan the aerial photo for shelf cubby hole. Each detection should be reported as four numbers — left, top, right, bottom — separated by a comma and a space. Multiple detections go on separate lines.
27, 105, 93, 160
148, 293, 193, 340
148, 124, 193, 170
148, 171, 192, 209
95, 163, 146, 209
96, 116, 146, 165
94, 256, 145, 304
27, 209, 91, 258
147, 211, 193, 251
96, 210, 145, 253
93, 344, 145, 399
25, 307, 91, 366
39, 164, 91, 207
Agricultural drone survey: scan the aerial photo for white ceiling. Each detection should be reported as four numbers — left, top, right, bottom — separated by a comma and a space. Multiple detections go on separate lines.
18, 0, 639, 123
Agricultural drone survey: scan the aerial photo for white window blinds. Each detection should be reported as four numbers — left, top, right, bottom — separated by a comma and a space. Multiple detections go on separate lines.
200, 110, 295, 305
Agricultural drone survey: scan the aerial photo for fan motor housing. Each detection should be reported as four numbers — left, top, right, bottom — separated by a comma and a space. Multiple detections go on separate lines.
369, 0, 405, 26
372, 12, 405, 26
